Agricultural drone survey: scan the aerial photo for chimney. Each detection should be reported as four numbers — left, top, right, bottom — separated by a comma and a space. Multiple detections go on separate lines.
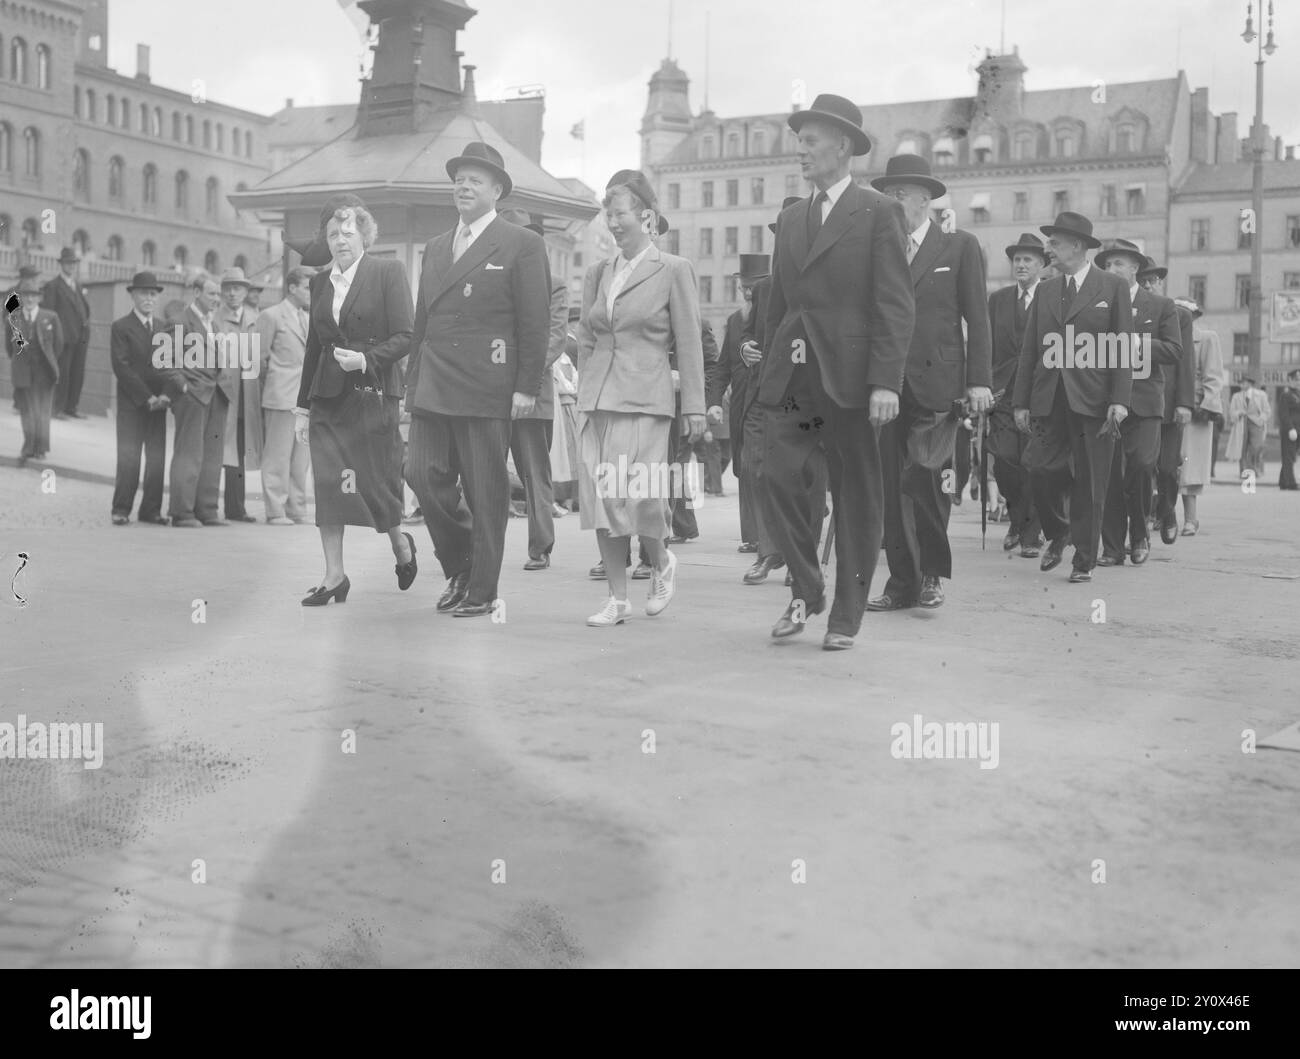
462, 63, 478, 114
135, 43, 151, 82
1288, 145, 1296, 161
1189, 87, 1209, 163
285, 98, 294, 110
1216, 112, 1239, 163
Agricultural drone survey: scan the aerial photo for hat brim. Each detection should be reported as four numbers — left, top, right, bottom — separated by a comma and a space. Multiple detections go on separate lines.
221, 279, 251, 289
1138, 267, 1168, 280
286, 236, 333, 268
871, 174, 947, 199
445, 156, 513, 199
788, 109, 870, 156
1005, 243, 1049, 263
1040, 224, 1102, 250
126, 284, 165, 293
1093, 247, 1146, 270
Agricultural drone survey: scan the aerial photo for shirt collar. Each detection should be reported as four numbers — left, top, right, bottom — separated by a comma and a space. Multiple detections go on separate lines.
616, 241, 654, 275
1065, 260, 1091, 288
61, 272, 78, 289
331, 253, 364, 286
191, 300, 213, 322
910, 216, 932, 245
1130, 282, 1141, 301
134, 309, 153, 328
1018, 278, 1039, 299
458, 209, 497, 242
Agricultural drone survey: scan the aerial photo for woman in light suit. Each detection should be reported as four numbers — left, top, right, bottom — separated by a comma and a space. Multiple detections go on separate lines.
576, 170, 706, 626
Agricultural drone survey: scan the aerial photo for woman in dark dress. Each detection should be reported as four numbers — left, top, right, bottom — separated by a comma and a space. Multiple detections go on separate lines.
293, 194, 418, 604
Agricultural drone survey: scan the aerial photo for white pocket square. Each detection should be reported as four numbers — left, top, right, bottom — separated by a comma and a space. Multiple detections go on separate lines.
1095, 300, 1109, 308
933, 266, 951, 273
484, 263, 504, 270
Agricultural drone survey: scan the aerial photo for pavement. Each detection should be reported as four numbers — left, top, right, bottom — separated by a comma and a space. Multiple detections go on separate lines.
1, 411, 1298, 968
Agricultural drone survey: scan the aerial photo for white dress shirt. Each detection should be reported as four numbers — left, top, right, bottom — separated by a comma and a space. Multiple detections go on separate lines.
1063, 260, 1091, 292
330, 254, 364, 323
908, 216, 932, 259
133, 309, 153, 330
1018, 278, 1039, 307
453, 208, 498, 262
816, 173, 853, 223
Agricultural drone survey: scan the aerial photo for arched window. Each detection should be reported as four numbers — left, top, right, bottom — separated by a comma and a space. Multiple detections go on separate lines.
1055, 129, 1075, 157
175, 169, 189, 211
895, 137, 918, 156
108, 155, 124, 200
119, 96, 129, 128
74, 86, 82, 117
204, 249, 219, 273
0, 123, 11, 172
151, 107, 162, 137
1013, 131, 1035, 161
142, 163, 157, 206
973, 133, 994, 164
235, 181, 247, 192
141, 240, 156, 266
203, 120, 211, 149
244, 130, 252, 157
23, 126, 40, 177
230, 126, 239, 156
185, 114, 194, 144
233, 254, 248, 271
105, 93, 116, 126
73, 148, 90, 200
0, 33, 5, 79
173, 245, 188, 269
22, 217, 41, 247
205, 176, 220, 218
0, 215, 12, 246
933, 136, 955, 166
106, 234, 124, 261
139, 103, 148, 132
86, 88, 96, 122
11, 37, 27, 83
72, 229, 90, 256
35, 44, 50, 89
172, 112, 181, 140
1116, 124, 1135, 153
216, 122, 224, 152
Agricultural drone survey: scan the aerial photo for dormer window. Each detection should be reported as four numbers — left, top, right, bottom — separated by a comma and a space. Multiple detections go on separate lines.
933, 136, 955, 166
1055, 130, 1075, 157
972, 133, 994, 164
1117, 124, 1135, 153
896, 137, 918, 156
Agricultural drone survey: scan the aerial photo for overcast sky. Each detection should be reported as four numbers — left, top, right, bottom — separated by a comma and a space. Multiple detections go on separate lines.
109, 0, 1299, 190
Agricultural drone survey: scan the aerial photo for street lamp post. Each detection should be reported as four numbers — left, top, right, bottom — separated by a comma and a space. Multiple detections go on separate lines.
1243, 0, 1279, 380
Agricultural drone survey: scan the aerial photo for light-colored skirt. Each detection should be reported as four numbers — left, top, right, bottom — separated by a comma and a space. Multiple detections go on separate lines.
1180, 421, 1214, 492
576, 409, 673, 537
551, 397, 580, 484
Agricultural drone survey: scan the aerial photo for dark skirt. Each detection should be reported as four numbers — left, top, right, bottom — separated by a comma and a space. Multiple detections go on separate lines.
309, 388, 404, 531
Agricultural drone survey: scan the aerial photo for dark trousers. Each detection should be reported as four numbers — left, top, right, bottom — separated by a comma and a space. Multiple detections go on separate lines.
1280, 430, 1298, 489
881, 385, 954, 598
13, 362, 56, 457
760, 357, 882, 638
738, 403, 763, 548
702, 436, 729, 493
55, 337, 88, 415
406, 411, 511, 605
1155, 421, 1184, 517
509, 418, 555, 559
223, 414, 247, 518
993, 454, 1040, 544
170, 390, 227, 521
1027, 382, 1116, 572
112, 396, 167, 519
669, 431, 704, 538
1102, 414, 1161, 556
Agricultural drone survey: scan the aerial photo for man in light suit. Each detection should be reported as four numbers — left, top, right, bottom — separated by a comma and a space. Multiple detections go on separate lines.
109, 271, 170, 525
6, 274, 63, 465
759, 93, 915, 650
868, 154, 992, 612
1013, 212, 1133, 582
42, 246, 92, 419
404, 141, 552, 617
257, 266, 314, 524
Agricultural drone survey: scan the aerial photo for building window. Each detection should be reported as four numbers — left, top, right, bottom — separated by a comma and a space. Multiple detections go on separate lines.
73, 148, 90, 200
152, 107, 162, 137
1236, 274, 1252, 309
244, 130, 252, 157
119, 97, 129, 128
86, 89, 96, 122
972, 207, 989, 225
23, 126, 40, 177
22, 217, 41, 247
0, 214, 10, 246
700, 275, 712, 303
1280, 343, 1300, 364
973, 133, 994, 164
172, 112, 181, 140
667, 183, 680, 209
36, 44, 50, 89
1126, 186, 1144, 215
72, 229, 90, 256
1288, 215, 1300, 248
203, 120, 211, 149
233, 254, 248, 271
1053, 189, 1069, 215
1188, 275, 1207, 305
725, 131, 740, 158
206, 176, 219, 218
700, 135, 714, 159
572, 251, 583, 268
106, 93, 116, 127
724, 226, 738, 255
1013, 191, 1028, 221
700, 228, 713, 256
725, 275, 738, 302
1191, 219, 1210, 251
0, 123, 11, 172
109, 156, 124, 200
204, 249, 219, 273
785, 174, 799, 197
74, 86, 82, 118
1013, 132, 1034, 161
1232, 332, 1249, 364
142, 163, 157, 206
750, 225, 764, 252
186, 115, 194, 144
666, 230, 680, 255
106, 234, 123, 261
1099, 185, 1116, 217
175, 170, 189, 211
1283, 272, 1300, 290
1116, 125, 1135, 153
751, 177, 764, 205
701, 181, 714, 207
11, 37, 27, 83
173, 245, 188, 269
230, 126, 239, 156
726, 179, 738, 207
139, 102, 148, 133
1055, 130, 1075, 158
216, 123, 224, 152
142, 240, 156, 266
1238, 227, 1253, 250
933, 137, 955, 166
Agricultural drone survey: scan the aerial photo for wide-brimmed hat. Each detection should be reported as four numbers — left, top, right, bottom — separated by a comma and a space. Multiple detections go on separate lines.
736, 254, 771, 283
17, 264, 41, 280
16, 276, 42, 294
57, 246, 80, 265
1138, 255, 1168, 280
219, 267, 251, 289
318, 193, 368, 235
446, 141, 512, 199
126, 270, 165, 293
285, 235, 332, 268
769, 195, 803, 234
1005, 232, 1049, 263
788, 93, 870, 156
1040, 211, 1101, 250
1094, 237, 1147, 271
870, 154, 946, 199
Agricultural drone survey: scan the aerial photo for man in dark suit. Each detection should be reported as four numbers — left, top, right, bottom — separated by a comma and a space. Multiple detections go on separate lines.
1279, 368, 1300, 491
758, 93, 914, 650
109, 271, 171, 525
1096, 239, 1185, 567
868, 155, 992, 612
41, 246, 91, 418
405, 141, 551, 617
1138, 259, 1196, 538
6, 274, 63, 464
1013, 213, 1134, 583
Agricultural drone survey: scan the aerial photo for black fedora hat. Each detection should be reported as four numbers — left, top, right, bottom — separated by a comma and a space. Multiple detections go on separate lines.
285, 235, 333, 268
769, 195, 803, 234
1040, 211, 1101, 250
57, 246, 80, 265
788, 93, 870, 156
126, 270, 165, 293
736, 254, 771, 283
446, 141, 512, 199
871, 154, 946, 199
1005, 232, 1049, 263
1138, 255, 1167, 280
1094, 237, 1147, 270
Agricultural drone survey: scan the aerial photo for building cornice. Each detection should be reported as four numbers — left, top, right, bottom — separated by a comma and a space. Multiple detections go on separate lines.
74, 62, 274, 124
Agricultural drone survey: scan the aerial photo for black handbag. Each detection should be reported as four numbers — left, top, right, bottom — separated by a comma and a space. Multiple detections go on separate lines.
356, 361, 396, 435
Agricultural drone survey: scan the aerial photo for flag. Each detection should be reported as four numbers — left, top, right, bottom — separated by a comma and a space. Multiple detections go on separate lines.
570, 120, 585, 141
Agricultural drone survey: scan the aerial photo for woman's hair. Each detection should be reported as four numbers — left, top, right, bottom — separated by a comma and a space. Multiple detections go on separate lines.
322, 205, 378, 248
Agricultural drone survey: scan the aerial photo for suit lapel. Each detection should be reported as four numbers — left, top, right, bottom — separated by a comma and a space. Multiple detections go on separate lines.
802, 184, 859, 272
431, 218, 502, 305
614, 245, 664, 302
336, 254, 371, 328
1065, 265, 1102, 323
909, 223, 944, 284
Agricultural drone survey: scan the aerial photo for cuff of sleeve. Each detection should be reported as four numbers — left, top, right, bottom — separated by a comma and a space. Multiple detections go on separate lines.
294, 406, 310, 417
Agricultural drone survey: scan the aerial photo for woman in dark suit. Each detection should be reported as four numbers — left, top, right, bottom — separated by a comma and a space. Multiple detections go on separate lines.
294, 194, 418, 604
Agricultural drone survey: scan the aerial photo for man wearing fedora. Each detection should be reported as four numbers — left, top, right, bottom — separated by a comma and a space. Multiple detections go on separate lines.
1096, 239, 1185, 567
6, 273, 63, 465
110, 272, 171, 525
868, 155, 992, 612
41, 247, 92, 419
986, 233, 1049, 558
216, 267, 263, 522
1013, 212, 1133, 583
759, 93, 914, 649
405, 140, 551, 617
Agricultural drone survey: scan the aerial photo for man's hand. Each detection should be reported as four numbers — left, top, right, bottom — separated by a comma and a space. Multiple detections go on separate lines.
670, 368, 680, 393
739, 340, 763, 368
868, 387, 899, 428
706, 404, 724, 424
1290, 428, 1298, 442
682, 413, 706, 444
966, 386, 993, 414
510, 391, 536, 419
1107, 403, 1128, 427
1014, 408, 1031, 433
146, 395, 163, 411
333, 347, 366, 373
1173, 405, 1192, 426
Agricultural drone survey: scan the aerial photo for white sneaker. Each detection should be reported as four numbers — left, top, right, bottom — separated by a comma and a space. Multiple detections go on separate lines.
646, 549, 678, 616
587, 597, 631, 627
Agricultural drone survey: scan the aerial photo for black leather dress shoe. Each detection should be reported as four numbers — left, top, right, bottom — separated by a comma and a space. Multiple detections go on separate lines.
589, 560, 606, 579
200, 518, 229, 526
917, 575, 944, 608
395, 531, 418, 590
111, 514, 129, 525
140, 514, 169, 525
436, 572, 470, 612
743, 555, 785, 585
631, 561, 653, 580
523, 554, 550, 570
1096, 554, 1124, 567
771, 594, 825, 638
1040, 536, 1068, 572
1002, 528, 1021, 552
1068, 568, 1092, 583
1159, 512, 1178, 545
867, 589, 915, 612
67, 410, 88, 419
738, 542, 758, 554
822, 632, 854, 651
667, 533, 698, 544
1130, 539, 1150, 565
452, 600, 493, 618
1019, 538, 1043, 559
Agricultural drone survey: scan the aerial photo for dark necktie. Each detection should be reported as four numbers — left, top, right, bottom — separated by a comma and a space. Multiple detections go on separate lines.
1015, 290, 1028, 331
1062, 276, 1077, 316
808, 191, 828, 243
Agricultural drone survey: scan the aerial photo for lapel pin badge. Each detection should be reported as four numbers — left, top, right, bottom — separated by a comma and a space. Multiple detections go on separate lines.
464, 283, 472, 298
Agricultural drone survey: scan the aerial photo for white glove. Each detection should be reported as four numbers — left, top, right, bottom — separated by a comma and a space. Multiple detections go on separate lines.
707, 405, 723, 424
294, 409, 310, 446
333, 347, 366, 373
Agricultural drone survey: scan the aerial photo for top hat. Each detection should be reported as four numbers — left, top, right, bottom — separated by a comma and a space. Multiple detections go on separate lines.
57, 246, 80, 265
16, 276, 43, 294
286, 235, 333, 268
219, 267, 251, 289
1005, 232, 1049, 263
1138, 255, 1168, 280
736, 253, 771, 283
446, 141, 512, 199
1040, 211, 1101, 250
769, 195, 803, 234
318, 193, 368, 235
788, 93, 871, 156
126, 270, 165, 293
870, 154, 946, 199
1094, 237, 1147, 271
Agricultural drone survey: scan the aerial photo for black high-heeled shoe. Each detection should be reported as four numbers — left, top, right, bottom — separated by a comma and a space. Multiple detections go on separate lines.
395, 531, 418, 591
302, 576, 350, 606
